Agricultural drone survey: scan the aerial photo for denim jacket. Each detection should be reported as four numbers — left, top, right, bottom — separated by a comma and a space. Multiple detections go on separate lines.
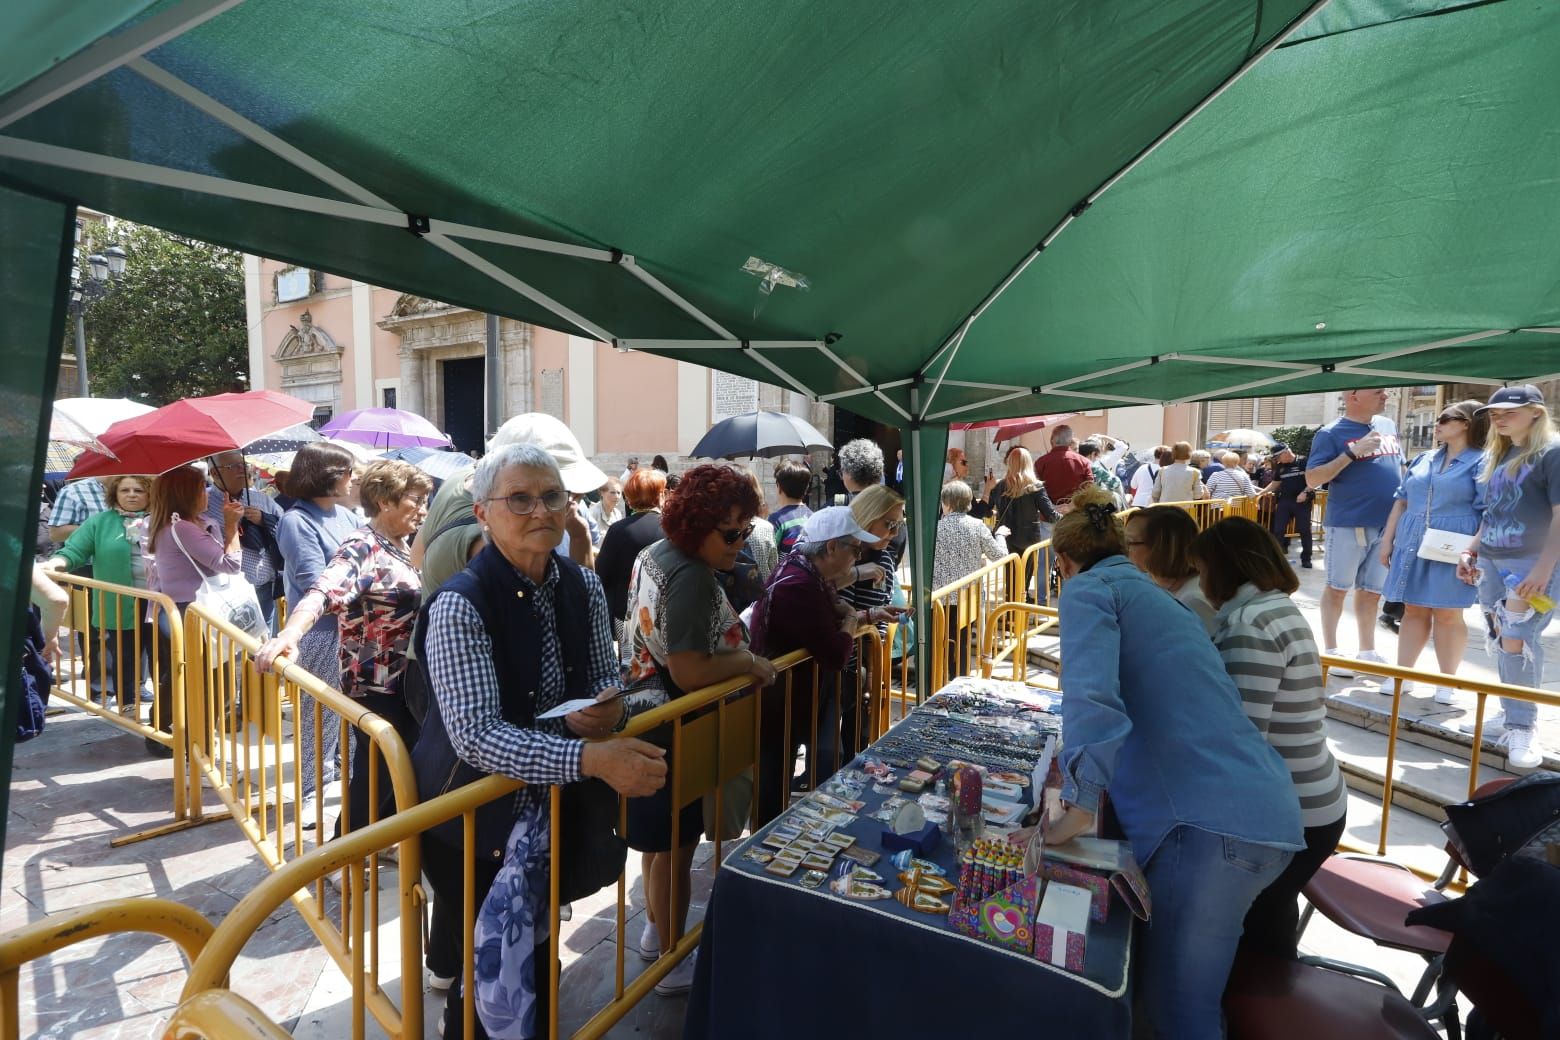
1058, 555, 1303, 865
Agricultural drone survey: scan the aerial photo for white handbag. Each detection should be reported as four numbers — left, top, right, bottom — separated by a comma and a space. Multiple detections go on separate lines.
1414, 458, 1474, 565
171, 519, 269, 641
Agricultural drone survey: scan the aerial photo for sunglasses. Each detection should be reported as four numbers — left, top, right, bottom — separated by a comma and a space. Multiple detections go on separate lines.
882, 519, 905, 533
1436, 413, 1468, 424
717, 522, 755, 545
486, 489, 571, 516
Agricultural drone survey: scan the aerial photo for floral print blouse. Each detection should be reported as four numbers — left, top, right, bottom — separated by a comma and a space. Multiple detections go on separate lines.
297, 528, 423, 698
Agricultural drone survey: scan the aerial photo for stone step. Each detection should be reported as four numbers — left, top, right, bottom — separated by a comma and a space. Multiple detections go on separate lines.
1323, 682, 1560, 774
1324, 715, 1516, 825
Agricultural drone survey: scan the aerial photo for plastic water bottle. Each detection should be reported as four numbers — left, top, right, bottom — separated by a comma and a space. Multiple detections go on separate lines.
1501, 571, 1557, 613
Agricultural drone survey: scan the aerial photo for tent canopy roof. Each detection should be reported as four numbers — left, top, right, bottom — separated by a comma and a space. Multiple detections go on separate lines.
1, 0, 1555, 428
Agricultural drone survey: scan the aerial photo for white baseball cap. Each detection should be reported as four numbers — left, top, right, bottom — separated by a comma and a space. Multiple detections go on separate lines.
800, 505, 875, 545
489, 412, 607, 494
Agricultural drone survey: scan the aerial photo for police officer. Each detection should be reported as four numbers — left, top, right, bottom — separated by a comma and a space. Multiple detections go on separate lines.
1262, 444, 1313, 568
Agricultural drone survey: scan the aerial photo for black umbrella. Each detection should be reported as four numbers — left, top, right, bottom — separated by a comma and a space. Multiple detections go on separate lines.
690, 410, 832, 460
243, 422, 323, 454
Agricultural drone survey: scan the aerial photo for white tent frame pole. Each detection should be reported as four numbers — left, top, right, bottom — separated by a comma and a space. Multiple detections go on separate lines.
616, 339, 822, 351
940, 379, 1029, 392
0, 136, 409, 225
1334, 366, 1504, 385
1344, 330, 1509, 368
423, 234, 615, 342
910, 0, 1332, 389
1169, 368, 1323, 404
0, 0, 245, 131
1042, 357, 1158, 393
819, 378, 914, 403
128, 58, 395, 209
918, 321, 971, 419
814, 342, 911, 421
927, 388, 1034, 422
1165, 353, 1315, 372
617, 258, 736, 339
741, 347, 817, 399
1045, 388, 1165, 406
1523, 328, 1560, 335
1086, 0, 1332, 204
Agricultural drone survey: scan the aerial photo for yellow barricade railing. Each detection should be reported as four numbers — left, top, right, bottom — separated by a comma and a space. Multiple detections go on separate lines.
174, 628, 886, 1039
927, 553, 1021, 692
0, 898, 214, 1040
982, 601, 1059, 688
983, 600, 1557, 864
39, 572, 200, 846
182, 603, 423, 1040
165, 991, 292, 1039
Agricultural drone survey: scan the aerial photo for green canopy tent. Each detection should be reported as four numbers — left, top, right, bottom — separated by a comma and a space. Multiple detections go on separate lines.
1, 0, 1557, 845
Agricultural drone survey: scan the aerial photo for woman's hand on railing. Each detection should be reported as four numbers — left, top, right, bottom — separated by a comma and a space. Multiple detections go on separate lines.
747, 652, 778, 687
254, 631, 301, 673
581, 738, 667, 797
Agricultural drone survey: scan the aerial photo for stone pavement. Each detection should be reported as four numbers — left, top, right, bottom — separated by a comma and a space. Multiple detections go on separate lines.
3, 705, 716, 1038
1286, 549, 1560, 772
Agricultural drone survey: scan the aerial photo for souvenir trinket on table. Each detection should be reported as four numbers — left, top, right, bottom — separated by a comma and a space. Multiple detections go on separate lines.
831, 875, 893, 900
894, 869, 951, 914
949, 874, 1041, 956
839, 845, 881, 867
799, 869, 829, 889
898, 870, 955, 896
949, 764, 985, 848
888, 850, 946, 876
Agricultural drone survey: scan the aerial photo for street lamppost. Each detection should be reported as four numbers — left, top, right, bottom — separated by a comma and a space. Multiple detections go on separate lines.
68, 218, 128, 397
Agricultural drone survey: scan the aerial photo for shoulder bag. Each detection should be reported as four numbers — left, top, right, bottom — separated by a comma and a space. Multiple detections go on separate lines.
171, 518, 268, 640
1416, 454, 1475, 565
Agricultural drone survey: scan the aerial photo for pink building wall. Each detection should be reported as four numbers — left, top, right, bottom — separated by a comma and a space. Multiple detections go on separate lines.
594, 343, 680, 454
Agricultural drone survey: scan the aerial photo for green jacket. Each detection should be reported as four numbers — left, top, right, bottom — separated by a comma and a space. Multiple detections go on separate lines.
53, 509, 147, 629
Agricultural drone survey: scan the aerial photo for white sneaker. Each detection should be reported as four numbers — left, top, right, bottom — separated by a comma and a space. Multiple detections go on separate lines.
1506, 728, 1544, 769
1434, 686, 1458, 706
1457, 711, 1506, 736
299, 794, 319, 831
653, 951, 697, 996
1354, 649, 1388, 676
638, 920, 660, 963
428, 970, 456, 992
1324, 650, 1354, 678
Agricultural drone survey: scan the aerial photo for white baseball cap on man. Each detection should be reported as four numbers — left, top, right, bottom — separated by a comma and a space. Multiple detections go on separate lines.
489, 412, 607, 494
800, 506, 876, 546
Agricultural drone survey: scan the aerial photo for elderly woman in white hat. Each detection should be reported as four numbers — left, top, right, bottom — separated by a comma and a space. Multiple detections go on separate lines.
749, 506, 892, 822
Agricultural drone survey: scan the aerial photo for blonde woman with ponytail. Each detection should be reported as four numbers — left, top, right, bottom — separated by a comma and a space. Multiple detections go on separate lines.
1037, 483, 1302, 1035
1454, 385, 1560, 768
988, 446, 1059, 602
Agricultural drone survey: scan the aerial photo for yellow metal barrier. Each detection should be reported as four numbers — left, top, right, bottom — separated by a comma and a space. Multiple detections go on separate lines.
165, 991, 292, 1039
39, 572, 204, 846
182, 603, 423, 1040
0, 898, 214, 1040
927, 553, 1021, 691
179, 630, 887, 1039
982, 601, 1059, 688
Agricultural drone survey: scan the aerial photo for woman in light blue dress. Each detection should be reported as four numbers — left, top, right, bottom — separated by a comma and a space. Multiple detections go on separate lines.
1379, 399, 1487, 703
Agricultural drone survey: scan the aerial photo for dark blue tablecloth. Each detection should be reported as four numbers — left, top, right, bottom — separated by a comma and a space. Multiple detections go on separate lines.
683, 679, 1133, 1039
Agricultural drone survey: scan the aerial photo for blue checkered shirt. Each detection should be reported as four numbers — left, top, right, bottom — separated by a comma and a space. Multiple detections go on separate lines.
49, 478, 108, 528
424, 556, 620, 810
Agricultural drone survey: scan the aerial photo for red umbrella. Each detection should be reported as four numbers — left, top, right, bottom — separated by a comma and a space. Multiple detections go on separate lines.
952, 412, 1077, 444
67, 390, 316, 478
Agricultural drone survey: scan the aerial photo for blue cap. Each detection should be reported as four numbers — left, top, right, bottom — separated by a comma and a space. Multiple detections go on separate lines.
1477, 384, 1545, 413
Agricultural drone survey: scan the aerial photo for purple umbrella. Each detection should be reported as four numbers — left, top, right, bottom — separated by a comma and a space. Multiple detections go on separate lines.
318, 407, 452, 449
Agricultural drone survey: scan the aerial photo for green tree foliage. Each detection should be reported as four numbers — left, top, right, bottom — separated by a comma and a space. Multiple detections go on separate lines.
1268, 424, 1318, 458
74, 221, 247, 405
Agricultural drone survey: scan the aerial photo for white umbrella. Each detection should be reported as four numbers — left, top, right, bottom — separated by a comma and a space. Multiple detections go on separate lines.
1212, 428, 1276, 451
50, 397, 155, 458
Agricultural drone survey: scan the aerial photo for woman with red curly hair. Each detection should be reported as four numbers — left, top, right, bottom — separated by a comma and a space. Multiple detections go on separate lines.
619, 464, 778, 994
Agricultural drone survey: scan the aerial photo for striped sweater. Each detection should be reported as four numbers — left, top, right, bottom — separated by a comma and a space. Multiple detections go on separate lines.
1212, 584, 1347, 828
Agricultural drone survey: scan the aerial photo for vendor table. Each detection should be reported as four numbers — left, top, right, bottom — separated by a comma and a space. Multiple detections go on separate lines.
684, 677, 1133, 1039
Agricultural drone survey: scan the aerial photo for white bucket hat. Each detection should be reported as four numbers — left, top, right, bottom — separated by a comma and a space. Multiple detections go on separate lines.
489, 412, 607, 494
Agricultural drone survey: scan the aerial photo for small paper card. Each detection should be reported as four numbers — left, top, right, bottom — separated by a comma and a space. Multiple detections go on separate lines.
1034, 881, 1090, 973
535, 687, 627, 720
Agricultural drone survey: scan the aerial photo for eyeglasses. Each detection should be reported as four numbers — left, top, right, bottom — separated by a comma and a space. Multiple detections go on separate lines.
1436, 414, 1467, 424
485, 490, 571, 516
216, 462, 247, 472
881, 519, 905, 533
1125, 539, 1149, 547
717, 522, 755, 545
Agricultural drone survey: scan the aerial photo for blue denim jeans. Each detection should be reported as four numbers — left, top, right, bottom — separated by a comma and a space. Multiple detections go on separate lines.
1138, 825, 1294, 1039
1476, 557, 1560, 730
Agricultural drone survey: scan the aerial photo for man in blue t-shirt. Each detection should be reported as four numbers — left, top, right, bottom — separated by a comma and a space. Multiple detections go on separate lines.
1305, 388, 1404, 674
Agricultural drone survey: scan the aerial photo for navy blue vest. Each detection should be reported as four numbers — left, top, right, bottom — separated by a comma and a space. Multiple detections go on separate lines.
412, 544, 592, 859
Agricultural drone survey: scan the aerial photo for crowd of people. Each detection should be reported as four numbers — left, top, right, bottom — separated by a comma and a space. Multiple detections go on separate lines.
25, 384, 1560, 1037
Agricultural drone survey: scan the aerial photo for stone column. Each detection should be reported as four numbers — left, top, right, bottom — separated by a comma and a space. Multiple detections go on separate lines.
398, 347, 423, 417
